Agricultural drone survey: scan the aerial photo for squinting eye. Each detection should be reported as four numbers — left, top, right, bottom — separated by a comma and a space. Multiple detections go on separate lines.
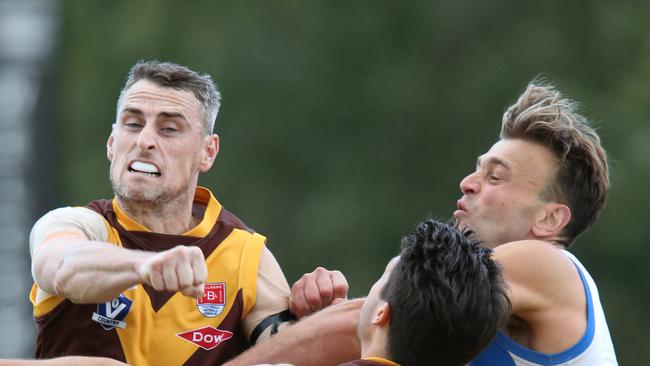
161, 127, 178, 134
125, 122, 143, 129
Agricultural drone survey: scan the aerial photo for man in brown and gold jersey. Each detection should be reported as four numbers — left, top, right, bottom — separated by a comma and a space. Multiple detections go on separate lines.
28, 61, 347, 366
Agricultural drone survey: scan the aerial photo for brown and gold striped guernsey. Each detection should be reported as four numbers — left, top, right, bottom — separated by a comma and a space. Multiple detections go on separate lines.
30, 187, 265, 366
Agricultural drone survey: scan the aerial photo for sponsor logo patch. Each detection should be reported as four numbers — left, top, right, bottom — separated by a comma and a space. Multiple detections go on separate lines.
176, 326, 234, 350
92, 293, 132, 330
197, 282, 226, 317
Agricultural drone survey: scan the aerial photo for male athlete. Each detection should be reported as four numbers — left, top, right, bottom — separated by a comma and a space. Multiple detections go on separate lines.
29, 61, 312, 365
226, 79, 619, 365
459, 80, 618, 364
340, 219, 510, 366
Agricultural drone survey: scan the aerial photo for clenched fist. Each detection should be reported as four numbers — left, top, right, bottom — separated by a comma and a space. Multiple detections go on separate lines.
138, 245, 207, 298
289, 267, 349, 318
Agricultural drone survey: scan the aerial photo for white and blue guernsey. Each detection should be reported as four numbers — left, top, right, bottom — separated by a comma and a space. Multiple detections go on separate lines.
470, 251, 618, 366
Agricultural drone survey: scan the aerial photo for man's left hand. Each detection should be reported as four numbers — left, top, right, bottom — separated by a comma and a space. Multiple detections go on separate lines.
289, 267, 349, 319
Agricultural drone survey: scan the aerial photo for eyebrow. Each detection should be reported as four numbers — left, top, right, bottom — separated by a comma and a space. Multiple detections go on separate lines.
159, 111, 187, 121
476, 156, 511, 170
121, 107, 144, 117
121, 108, 187, 121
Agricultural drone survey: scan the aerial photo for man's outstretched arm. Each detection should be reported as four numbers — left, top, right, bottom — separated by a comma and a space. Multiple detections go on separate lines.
30, 207, 206, 304
225, 298, 363, 366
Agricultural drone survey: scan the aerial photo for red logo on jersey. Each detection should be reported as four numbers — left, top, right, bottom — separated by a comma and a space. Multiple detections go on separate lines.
197, 283, 226, 317
176, 326, 234, 350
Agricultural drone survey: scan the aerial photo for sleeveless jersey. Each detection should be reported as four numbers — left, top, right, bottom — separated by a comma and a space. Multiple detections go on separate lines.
470, 251, 618, 365
30, 187, 265, 366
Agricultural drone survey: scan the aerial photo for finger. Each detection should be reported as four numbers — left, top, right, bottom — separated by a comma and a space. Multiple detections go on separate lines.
181, 283, 204, 299
190, 248, 207, 285
303, 275, 323, 313
162, 258, 179, 291
148, 260, 165, 291
289, 283, 310, 318
331, 297, 347, 306
176, 259, 193, 289
315, 273, 334, 306
330, 270, 349, 300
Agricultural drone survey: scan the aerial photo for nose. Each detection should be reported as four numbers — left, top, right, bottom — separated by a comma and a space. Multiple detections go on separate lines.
459, 171, 479, 195
136, 124, 157, 151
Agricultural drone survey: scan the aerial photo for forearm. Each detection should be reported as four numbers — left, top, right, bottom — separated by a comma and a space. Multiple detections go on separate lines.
33, 238, 148, 303
225, 299, 362, 366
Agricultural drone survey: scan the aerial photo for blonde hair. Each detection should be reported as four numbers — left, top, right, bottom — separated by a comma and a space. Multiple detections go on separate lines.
500, 79, 609, 246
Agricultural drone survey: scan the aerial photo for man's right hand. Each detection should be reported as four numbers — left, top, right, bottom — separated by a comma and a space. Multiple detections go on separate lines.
138, 245, 207, 299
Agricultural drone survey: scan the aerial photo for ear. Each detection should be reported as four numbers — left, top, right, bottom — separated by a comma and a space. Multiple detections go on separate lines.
371, 301, 391, 328
532, 203, 571, 238
199, 134, 219, 172
107, 124, 116, 161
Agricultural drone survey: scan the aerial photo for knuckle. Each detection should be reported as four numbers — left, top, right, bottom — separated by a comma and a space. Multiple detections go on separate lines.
291, 280, 304, 291
190, 246, 203, 256
307, 296, 322, 308
149, 260, 163, 273
175, 246, 189, 258
334, 281, 349, 291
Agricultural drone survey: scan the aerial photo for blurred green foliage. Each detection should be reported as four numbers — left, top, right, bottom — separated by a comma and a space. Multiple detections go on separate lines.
38, 1, 649, 363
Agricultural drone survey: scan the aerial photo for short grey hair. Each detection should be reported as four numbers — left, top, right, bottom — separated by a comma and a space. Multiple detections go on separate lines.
117, 60, 221, 134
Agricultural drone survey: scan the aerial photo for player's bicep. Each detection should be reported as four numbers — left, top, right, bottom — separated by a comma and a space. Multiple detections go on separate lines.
243, 247, 291, 344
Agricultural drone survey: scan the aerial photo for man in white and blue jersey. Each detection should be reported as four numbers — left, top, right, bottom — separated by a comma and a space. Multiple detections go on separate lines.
455, 80, 618, 365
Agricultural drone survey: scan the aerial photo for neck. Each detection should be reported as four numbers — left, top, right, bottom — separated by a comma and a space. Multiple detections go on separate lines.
360, 330, 391, 361
117, 188, 199, 235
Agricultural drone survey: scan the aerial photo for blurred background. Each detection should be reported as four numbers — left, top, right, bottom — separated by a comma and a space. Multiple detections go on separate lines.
1, 0, 648, 363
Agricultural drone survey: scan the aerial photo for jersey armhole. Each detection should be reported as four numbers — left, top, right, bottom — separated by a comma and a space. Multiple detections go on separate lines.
239, 233, 266, 319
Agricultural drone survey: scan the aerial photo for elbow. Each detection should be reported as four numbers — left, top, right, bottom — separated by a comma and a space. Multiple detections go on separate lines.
34, 249, 83, 303
32, 250, 64, 296
51, 263, 74, 300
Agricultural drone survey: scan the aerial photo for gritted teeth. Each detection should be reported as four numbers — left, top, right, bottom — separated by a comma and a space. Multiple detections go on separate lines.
129, 161, 160, 175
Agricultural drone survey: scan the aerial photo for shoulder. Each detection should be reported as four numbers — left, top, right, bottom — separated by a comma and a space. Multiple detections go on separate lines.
30, 207, 107, 251
32, 206, 106, 231
492, 240, 580, 312
493, 240, 577, 282
493, 240, 573, 271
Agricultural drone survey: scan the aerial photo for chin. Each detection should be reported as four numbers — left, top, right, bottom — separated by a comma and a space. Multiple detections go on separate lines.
455, 218, 470, 231
112, 181, 166, 204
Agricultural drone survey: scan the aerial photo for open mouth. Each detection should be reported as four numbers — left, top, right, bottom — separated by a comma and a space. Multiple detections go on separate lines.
129, 161, 161, 177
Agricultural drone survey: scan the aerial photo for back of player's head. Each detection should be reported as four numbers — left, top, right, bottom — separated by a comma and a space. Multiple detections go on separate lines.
118, 60, 221, 134
500, 79, 609, 246
381, 219, 510, 366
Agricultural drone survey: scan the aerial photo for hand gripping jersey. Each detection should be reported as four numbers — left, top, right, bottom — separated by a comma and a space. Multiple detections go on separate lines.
470, 251, 618, 366
30, 188, 266, 366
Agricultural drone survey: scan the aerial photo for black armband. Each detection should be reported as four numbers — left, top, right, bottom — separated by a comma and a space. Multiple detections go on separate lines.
249, 310, 296, 345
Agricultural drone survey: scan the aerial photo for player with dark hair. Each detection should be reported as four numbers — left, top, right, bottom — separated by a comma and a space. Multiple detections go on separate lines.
341, 219, 510, 366
28, 60, 347, 365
